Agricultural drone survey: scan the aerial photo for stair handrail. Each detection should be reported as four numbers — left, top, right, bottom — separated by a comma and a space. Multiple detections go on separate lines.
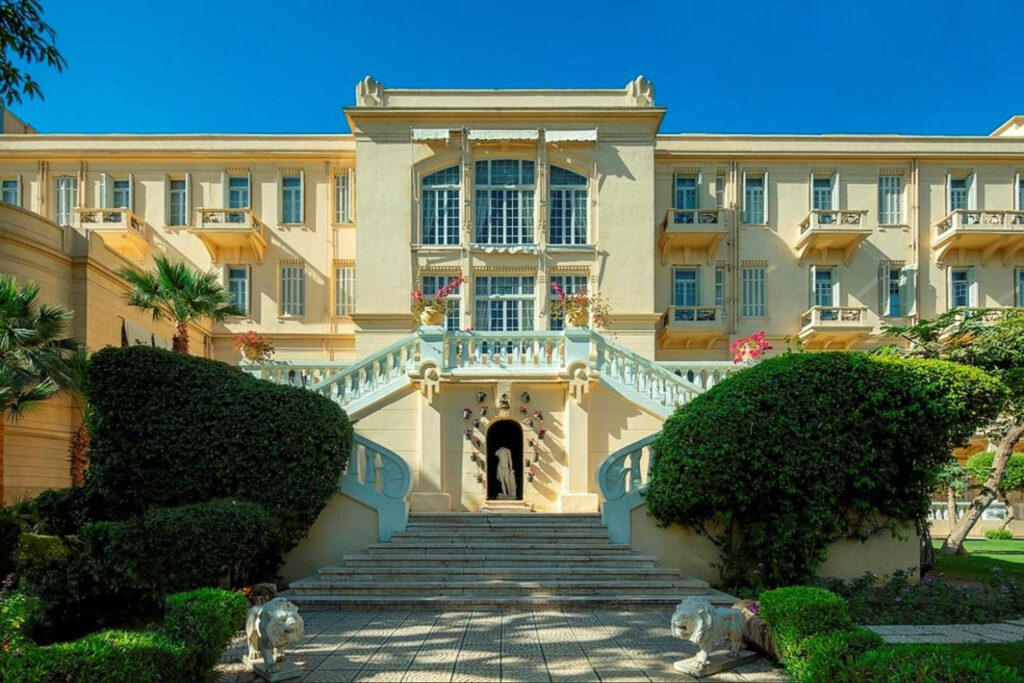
306, 334, 419, 411
597, 432, 660, 544
590, 332, 703, 417
341, 433, 413, 541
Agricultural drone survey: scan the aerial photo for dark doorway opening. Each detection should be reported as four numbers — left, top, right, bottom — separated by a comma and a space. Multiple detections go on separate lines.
486, 420, 524, 500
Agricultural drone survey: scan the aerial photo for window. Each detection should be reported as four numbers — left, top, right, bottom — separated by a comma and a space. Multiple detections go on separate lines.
949, 177, 969, 212
227, 175, 249, 223
227, 267, 249, 315
55, 176, 77, 226
549, 274, 588, 331
812, 177, 832, 211
714, 266, 725, 309
548, 166, 588, 245
421, 165, 460, 245
949, 268, 971, 309
740, 266, 766, 317
112, 179, 131, 209
672, 268, 699, 307
334, 172, 352, 223
169, 178, 188, 225
1018, 175, 1024, 212
743, 174, 765, 224
474, 275, 534, 331
474, 160, 535, 244
812, 267, 837, 320
281, 173, 303, 223
884, 267, 902, 317
1, 178, 19, 206
715, 175, 725, 209
279, 263, 306, 317
335, 265, 355, 317
878, 175, 903, 225
1017, 269, 1024, 307
674, 174, 698, 223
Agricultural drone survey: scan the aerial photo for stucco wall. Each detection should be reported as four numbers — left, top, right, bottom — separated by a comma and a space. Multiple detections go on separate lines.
279, 492, 379, 584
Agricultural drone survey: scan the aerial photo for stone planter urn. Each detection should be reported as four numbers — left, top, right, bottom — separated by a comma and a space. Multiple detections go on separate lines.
241, 346, 262, 361
567, 309, 589, 327
420, 307, 445, 326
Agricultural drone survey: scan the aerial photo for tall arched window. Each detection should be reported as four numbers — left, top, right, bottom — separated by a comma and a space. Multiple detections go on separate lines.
475, 159, 535, 245
421, 165, 460, 245
548, 166, 588, 245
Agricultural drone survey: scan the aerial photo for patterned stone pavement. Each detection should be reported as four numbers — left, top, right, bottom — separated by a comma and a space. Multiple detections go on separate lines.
867, 619, 1024, 644
216, 609, 789, 682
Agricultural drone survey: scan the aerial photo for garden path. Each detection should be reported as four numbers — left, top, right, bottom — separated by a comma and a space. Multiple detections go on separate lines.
215, 609, 788, 682
867, 619, 1024, 644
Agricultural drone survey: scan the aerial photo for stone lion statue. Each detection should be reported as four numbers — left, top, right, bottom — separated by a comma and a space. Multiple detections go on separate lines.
670, 596, 744, 669
246, 597, 305, 674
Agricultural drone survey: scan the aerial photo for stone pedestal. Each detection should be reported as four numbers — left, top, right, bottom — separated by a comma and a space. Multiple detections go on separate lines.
673, 649, 758, 678
252, 661, 302, 682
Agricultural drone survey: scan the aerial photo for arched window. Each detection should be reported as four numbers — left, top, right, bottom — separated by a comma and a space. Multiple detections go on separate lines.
421, 165, 460, 245
475, 159, 535, 245
549, 166, 588, 245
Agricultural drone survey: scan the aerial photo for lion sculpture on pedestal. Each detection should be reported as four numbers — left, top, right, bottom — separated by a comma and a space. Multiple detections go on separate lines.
246, 597, 305, 675
670, 596, 744, 670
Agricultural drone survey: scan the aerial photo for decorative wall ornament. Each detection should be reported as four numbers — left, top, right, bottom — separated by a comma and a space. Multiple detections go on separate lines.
476, 392, 487, 403
538, 428, 547, 440
246, 598, 305, 681
499, 393, 511, 411
533, 410, 544, 420
356, 76, 386, 107
462, 407, 473, 419
625, 75, 655, 106
520, 391, 531, 403
464, 429, 473, 440
480, 405, 488, 416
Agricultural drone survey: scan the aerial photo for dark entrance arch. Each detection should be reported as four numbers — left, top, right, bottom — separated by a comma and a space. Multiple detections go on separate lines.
485, 420, 524, 500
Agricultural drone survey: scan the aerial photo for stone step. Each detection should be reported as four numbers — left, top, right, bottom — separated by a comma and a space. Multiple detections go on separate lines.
391, 530, 612, 540
330, 554, 659, 568
281, 591, 738, 611
407, 513, 602, 524
288, 578, 701, 596
313, 566, 698, 583
366, 542, 637, 554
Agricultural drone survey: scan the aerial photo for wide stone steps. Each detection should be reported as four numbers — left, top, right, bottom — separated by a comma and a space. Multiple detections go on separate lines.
284, 512, 735, 610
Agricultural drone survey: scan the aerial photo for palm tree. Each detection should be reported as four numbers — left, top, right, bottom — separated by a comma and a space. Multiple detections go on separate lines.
0, 275, 81, 502
64, 345, 90, 486
118, 256, 241, 354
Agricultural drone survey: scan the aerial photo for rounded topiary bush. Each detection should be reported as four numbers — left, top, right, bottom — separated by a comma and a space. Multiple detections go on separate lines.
646, 352, 1006, 587
84, 345, 352, 549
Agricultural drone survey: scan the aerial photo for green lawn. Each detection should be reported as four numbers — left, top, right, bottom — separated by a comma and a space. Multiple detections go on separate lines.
931, 539, 1024, 582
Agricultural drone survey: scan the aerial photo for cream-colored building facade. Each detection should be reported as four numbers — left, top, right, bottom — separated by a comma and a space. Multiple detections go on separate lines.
1, 79, 1022, 548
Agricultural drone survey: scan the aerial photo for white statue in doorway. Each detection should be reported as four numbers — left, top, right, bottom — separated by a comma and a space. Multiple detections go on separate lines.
495, 447, 517, 499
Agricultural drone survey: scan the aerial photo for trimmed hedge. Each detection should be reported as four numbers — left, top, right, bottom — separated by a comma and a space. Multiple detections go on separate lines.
0, 588, 247, 683
85, 345, 352, 549
760, 586, 1024, 683
647, 352, 1007, 586
0, 506, 20, 579
985, 528, 1014, 540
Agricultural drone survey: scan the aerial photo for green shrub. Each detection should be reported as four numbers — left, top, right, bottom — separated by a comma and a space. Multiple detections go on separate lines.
29, 486, 96, 537
82, 499, 284, 604
0, 507, 21, 579
16, 533, 69, 561
791, 628, 883, 682
985, 528, 1014, 540
0, 592, 44, 654
759, 587, 855, 655
85, 345, 352, 550
163, 588, 249, 678
838, 643, 1024, 683
647, 352, 1007, 587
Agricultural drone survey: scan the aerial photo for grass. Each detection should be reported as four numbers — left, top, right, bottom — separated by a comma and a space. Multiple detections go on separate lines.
947, 641, 1024, 672
931, 539, 1024, 582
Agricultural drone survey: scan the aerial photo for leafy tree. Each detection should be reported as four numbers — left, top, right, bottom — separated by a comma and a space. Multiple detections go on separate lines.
0, 0, 66, 105
118, 257, 241, 354
882, 309, 1024, 554
0, 275, 79, 501
966, 451, 1024, 531
934, 459, 970, 531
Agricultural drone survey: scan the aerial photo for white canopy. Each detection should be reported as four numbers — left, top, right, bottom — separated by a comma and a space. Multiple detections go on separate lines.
545, 129, 598, 143
121, 318, 151, 347
411, 128, 451, 141
467, 129, 540, 141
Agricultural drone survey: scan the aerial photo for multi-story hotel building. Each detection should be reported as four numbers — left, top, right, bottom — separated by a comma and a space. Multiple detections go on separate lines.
2, 78, 1022, 579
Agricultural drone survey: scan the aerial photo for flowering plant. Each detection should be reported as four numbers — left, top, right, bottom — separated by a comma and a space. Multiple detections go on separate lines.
730, 331, 772, 364
233, 331, 274, 360
550, 282, 611, 328
411, 276, 463, 316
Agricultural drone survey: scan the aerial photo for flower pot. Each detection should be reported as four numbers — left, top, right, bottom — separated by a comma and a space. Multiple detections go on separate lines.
567, 310, 589, 327
241, 346, 262, 361
420, 307, 445, 326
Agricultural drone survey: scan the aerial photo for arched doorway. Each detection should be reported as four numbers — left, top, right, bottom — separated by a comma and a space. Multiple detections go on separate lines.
486, 420, 524, 500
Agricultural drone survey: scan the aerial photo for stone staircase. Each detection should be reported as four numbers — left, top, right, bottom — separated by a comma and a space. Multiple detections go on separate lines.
284, 513, 736, 610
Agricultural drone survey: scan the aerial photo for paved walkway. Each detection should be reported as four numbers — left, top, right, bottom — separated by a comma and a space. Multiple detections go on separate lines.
867, 618, 1024, 644
215, 609, 788, 682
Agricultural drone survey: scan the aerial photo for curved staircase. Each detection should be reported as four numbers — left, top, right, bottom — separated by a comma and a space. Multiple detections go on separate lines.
283, 513, 735, 610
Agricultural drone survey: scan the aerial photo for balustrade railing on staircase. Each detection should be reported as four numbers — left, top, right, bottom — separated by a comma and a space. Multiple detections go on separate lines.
444, 331, 566, 373
591, 334, 702, 417
241, 361, 350, 388
341, 434, 413, 541
596, 434, 659, 544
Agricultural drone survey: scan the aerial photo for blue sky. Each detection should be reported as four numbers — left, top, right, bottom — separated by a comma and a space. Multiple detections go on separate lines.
11, 0, 1024, 135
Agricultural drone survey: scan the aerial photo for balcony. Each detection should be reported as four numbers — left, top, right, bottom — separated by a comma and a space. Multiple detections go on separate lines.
795, 210, 871, 265
798, 306, 872, 349
76, 208, 150, 261
932, 210, 1024, 265
657, 208, 729, 265
190, 209, 268, 264
657, 305, 726, 349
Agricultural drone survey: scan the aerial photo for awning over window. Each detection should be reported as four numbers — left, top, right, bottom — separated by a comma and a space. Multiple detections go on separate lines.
467, 129, 540, 141
121, 318, 151, 347
545, 129, 598, 143
411, 128, 451, 141
152, 335, 172, 350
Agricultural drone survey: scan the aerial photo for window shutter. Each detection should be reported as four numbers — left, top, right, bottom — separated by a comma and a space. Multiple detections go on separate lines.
184, 173, 192, 226
221, 171, 229, 207
696, 171, 703, 210
831, 173, 840, 210
1016, 172, 1021, 211
99, 173, 110, 209
832, 268, 841, 304
741, 170, 748, 217
15, 174, 21, 207
276, 170, 283, 222
878, 264, 887, 316
298, 169, 305, 223
968, 172, 978, 210
809, 265, 818, 308
968, 267, 979, 307
127, 173, 134, 212
808, 172, 814, 210
901, 265, 916, 316
763, 171, 769, 223
945, 173, 952, 214
671, 172, 678, 209
246, 172, 252, 209
164, 174, 172, 225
